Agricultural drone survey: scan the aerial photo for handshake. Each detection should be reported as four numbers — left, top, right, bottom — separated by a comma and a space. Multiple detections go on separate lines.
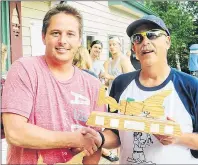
71, 127, 104, 156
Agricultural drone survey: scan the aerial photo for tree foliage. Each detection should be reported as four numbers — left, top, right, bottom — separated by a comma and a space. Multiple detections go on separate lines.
144, 1, 198, 73
181, 1, 198, 45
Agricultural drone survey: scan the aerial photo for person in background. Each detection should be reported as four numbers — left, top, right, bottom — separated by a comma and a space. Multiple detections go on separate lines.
103, 36, 135, 90
73, 46, 97, 77
126, 49, 132, 59
101, 37, 135, 161
130, 49, 141, 70
1, 4, 105, 164
75, 41, 119, 162
126, 49, 141, 70
188, 44, 198, 78
101, 15, 198, 164
89, 40, 105, 80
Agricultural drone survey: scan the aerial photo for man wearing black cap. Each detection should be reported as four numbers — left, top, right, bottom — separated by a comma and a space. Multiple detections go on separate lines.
101, 15, 198, 164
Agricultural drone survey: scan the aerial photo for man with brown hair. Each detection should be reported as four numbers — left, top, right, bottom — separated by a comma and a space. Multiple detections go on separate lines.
2, 4, 104, 164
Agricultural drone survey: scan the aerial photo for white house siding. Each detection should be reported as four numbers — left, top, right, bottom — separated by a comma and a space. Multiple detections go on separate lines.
67, 1, 140, 61
21, 1, 50, 57
21, 1, 144, 61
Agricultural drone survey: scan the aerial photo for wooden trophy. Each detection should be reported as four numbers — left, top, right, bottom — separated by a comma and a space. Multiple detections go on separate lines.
86, 85, 181, 136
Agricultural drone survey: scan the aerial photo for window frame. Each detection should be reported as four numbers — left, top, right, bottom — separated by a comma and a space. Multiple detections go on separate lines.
82, 31, 97, 51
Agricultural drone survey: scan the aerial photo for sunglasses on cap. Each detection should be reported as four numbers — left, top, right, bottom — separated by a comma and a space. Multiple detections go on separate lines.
131, 29, 167, 44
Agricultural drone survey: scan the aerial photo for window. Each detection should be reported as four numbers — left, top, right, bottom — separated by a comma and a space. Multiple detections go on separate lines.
86, 36, 94, 51
82, 31, 97, 51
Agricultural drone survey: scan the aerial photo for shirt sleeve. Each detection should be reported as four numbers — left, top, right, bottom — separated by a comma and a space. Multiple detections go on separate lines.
191, 78, 198, 158
1, 61, 34, 119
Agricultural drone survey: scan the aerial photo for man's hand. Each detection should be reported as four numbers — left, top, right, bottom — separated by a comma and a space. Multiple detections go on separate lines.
80, 127, 102, 156
154, 117, 180, 145
154, 134, 179, 145
73, 127, 102, 156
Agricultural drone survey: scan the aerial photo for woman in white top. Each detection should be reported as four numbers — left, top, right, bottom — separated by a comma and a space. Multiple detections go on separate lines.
89, 40, 120, 162
103, 36, 135, 90
89, 40, 105, 79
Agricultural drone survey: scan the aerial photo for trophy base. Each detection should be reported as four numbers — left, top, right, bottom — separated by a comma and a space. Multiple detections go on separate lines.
86, 111, 181, 136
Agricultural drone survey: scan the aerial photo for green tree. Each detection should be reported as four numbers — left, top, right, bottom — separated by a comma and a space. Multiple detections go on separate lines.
144, 1, 197, 73
181, 1, 198, 46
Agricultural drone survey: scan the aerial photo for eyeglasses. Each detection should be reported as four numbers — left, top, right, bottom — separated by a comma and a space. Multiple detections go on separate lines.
131, 29, 167, 44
